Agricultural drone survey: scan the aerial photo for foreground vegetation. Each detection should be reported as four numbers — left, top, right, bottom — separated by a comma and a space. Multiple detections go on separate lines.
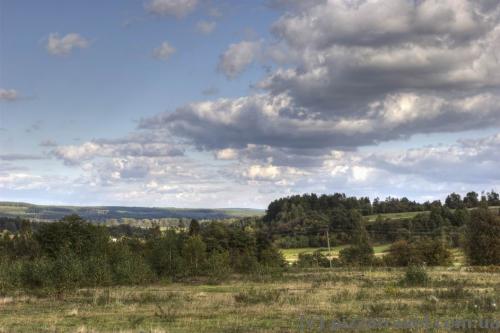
2, 267, 500, 332
1, 190, 500, 331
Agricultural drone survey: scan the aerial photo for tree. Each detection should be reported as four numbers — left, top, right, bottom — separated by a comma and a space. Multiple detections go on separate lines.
188, 219, 201, 236
487, 190, 500, 206
465, 208, 500, 265
339, 210, 375, 266
450, 208, 470, 227
385, 238, 451, 266
445, 193, 463, 209
463, 191, 479, 208
34, 215, 109, 259
182, 235, 206, 275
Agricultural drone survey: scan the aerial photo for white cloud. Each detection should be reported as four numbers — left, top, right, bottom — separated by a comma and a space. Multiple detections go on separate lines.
215, 148, 238, 160
46, 33, 89, 56
0, 89, 18, 101
52, 137, 183, 166
153, 41, 176, 60
196, 20, 216, 34
244, 164, 280, 181
217, 40, 262, 79
146, 0, 198, 18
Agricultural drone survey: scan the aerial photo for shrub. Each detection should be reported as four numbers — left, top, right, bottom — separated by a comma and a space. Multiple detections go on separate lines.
50, 252, 84, 296
465, 208, 500, 265
385, 238, 452, 267
82, 256, 112, 287
401, 265, 430, 286
339, 241, 374, 266
0, 260, 22, 294
296, 250, 330, 268
109, 244, 154, 285
234, 288, 286, 305
19, 258, 54, 292
205, 250, 232, 282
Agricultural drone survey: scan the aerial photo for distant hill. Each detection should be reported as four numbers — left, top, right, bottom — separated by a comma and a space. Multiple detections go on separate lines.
0, 202, 264, 222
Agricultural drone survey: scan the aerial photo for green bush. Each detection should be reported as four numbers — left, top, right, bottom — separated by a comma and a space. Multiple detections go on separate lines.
401, 265, 430, 286
50, 252, 84, 295
0, 260, 22, 294
82, 256, 112, 287
296, 251, 330, 268
234, 288, 286, 305
465, 208, 500, 265
385, 238, 451, 267
19, 258, 54, 291
109, 244, 154, 285
339, 241, 374, 266
205, 250, 232, 282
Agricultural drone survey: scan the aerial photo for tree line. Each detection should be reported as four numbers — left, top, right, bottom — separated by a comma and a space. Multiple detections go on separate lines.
0, 215, 285, 296
262, 191, 500, 248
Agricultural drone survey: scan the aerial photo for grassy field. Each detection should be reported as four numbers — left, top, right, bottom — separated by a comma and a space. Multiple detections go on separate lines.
365, 211, 425, 222
281, 244, 391, 263
1, 267, 500, 332
365, 206, 500, 223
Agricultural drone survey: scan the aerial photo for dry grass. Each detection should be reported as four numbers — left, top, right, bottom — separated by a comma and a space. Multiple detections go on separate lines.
1, 267, 500, 332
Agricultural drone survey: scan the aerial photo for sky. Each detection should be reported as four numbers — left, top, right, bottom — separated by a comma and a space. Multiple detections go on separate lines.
1, 0, 500, 208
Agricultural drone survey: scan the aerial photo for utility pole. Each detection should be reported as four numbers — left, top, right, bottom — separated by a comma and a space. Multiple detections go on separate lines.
326, 229, 332, 268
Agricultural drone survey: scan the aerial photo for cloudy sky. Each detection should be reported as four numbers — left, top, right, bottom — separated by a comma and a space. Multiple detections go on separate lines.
1, 0, 500, 208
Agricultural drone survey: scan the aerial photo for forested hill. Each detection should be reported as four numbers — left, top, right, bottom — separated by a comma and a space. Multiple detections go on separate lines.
0, 202, 264, 222
263, 191, 500, 222
262, 192, 500, 248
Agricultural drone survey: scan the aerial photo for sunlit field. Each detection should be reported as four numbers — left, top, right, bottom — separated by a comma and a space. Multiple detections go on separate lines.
1, 267, 500, 332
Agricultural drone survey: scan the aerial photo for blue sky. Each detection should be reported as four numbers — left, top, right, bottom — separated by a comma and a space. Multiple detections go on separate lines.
1, 0, 500, 208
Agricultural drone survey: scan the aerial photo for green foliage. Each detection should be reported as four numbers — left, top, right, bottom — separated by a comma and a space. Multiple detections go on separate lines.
296, 250, 330, 268
34, 214, 110, 259
339, 241, 374, 266
146, 230, 183, 278
0, 259, 22, 293
82, 255, 112, 287
109, 243, 153, 285
234, 288, 286, 304
182, 235, 207, 276
50, 251, 84, 295
205, 250, 232, 282
188, 219, 201, 236
465, 208, 500, 265
385, 238, 451, 266
402, 265, 430, 286
19, 258, 54, 291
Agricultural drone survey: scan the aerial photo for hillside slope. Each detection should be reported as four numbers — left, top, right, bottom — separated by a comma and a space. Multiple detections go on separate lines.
0, 202, 264, 222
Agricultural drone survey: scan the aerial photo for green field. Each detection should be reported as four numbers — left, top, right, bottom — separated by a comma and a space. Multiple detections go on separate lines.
0, 202, 264, 222
1, 267, 499, 332
281, 244, 391, 262
366, 206, 500, 223
365, 211, 425, 222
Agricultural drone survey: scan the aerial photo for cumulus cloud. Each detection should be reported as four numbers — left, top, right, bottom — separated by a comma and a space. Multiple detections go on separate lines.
214, 148, 238, 160
139, 0, 500, 155
0, 89, 18, 101
153, 41, 176, 60
140, 92, 500, 151
146, 0, 198, 18
365, 133, 500, 184
196, 20, 216, 34
217, 40, 262, 79
243, 164, 280, 181
52, 135, 184, 166
46, 33, 90, 56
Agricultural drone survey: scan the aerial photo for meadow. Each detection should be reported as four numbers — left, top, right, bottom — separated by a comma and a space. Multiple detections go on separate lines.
1, 267, 500, 332
280, 244, 392, 263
